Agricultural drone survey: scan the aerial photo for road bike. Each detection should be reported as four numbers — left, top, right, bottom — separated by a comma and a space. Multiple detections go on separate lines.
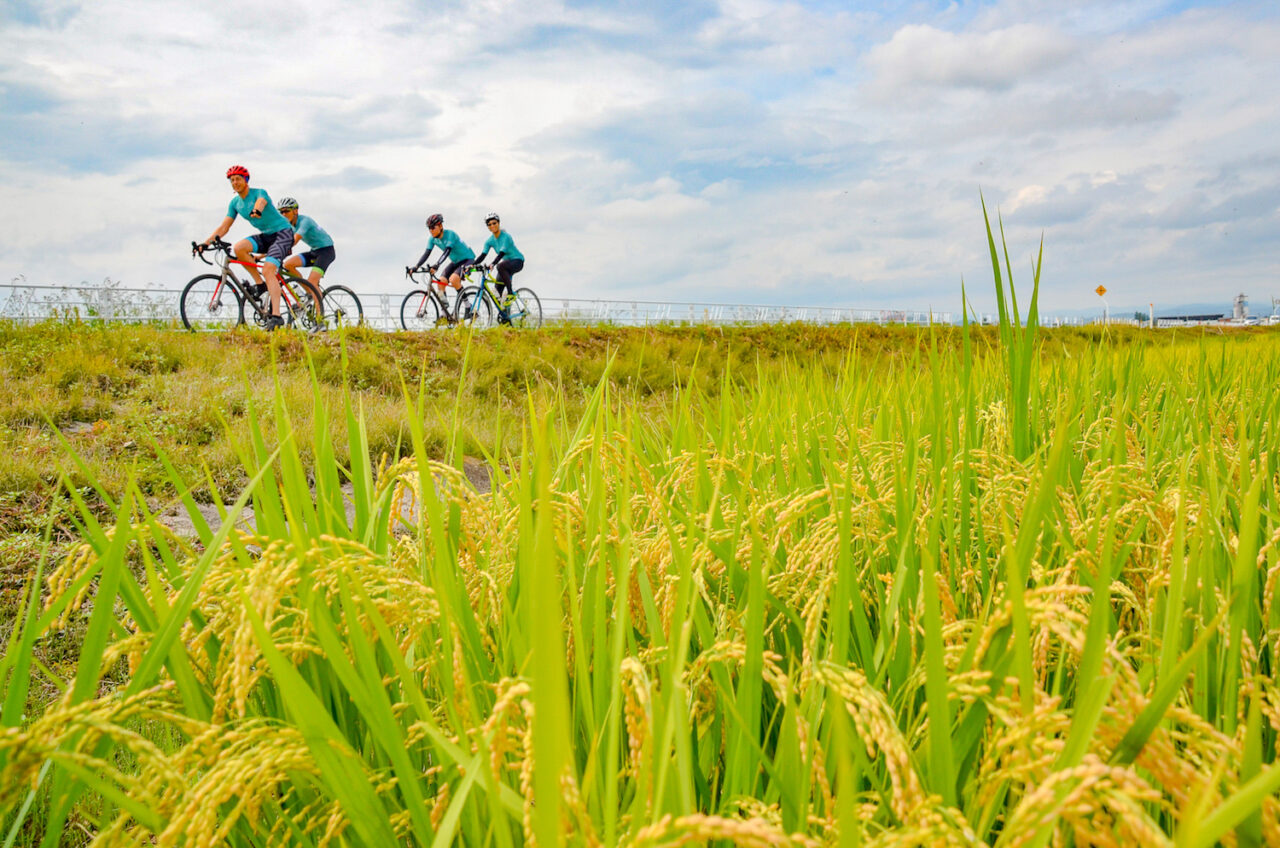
457, 263, 542, 329
182, 239, 363, 331
399, 265, 476, 331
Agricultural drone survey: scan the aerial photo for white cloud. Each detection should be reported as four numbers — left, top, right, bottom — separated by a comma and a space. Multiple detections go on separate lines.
1, 0, 1279, 318
867, 23, 1077, 92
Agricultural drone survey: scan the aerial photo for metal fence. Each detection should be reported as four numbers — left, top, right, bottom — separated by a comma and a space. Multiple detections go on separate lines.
1, 279, 1117, 330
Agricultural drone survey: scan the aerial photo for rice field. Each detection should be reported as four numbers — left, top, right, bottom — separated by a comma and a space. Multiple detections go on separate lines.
3, 249, 1280, 845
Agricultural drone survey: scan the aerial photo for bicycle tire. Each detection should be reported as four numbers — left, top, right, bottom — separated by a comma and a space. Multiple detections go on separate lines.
321, 284, 364, 329
400, 289, 443, 331
507, 288, 543, 329
456, 286, 492, 329
288, 279, 325, 332
180, 274, 244, 330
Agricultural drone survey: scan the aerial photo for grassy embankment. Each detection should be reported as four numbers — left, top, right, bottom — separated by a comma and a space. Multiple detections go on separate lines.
2, 304, 1279, 844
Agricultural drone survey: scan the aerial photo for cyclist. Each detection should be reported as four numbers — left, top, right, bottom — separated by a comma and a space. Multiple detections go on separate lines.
411, 213, 474, 316
202, 165, 293, 330
473, 212, 524, 309
275, 197, 334, 315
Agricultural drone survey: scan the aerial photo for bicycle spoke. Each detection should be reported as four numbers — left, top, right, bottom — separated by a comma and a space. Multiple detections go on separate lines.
180, 274, 244, 330
400, 289, 442, 331
320, 285, 363, 329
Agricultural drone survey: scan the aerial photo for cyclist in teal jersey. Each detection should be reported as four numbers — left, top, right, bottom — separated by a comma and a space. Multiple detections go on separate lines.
473, 212, 524, 303
202, 165, 294, 330
412, 213, 475, 313
275, 197, 335, 313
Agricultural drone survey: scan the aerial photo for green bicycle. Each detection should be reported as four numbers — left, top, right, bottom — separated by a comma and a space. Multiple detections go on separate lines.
457, 263, 542, 329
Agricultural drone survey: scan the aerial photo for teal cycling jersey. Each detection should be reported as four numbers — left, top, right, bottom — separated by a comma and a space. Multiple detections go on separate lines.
428, 229, 475, 263
293, 214, 334, 249
227, 188, 291, 234
479, 230, 523, 262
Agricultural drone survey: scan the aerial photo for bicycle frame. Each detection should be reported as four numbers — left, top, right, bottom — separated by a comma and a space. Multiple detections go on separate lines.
461, 264, 515, 323
227, 256, 316, 318
194, 240, 315, 323
405, 269, 453, 310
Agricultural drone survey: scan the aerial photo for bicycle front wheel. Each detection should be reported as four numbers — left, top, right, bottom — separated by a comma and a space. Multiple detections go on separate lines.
321, 284, 364, 329
507, 288, 543, 329
180, 274, 244, 330
400, 289, 442, 331
456, 287, 492, 329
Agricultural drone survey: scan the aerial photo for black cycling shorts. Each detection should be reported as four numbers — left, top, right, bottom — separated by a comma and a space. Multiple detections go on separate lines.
494, 258, 524, 285
299, 246, 336, 272
440, 259, 471, 281
250, 228, 294, 268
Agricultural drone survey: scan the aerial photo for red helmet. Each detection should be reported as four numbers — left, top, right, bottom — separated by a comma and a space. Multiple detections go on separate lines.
226, 165, 250, 180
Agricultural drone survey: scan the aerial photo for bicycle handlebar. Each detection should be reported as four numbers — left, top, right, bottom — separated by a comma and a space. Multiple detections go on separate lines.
406, 264, 445, 282
192, 238, 233, 265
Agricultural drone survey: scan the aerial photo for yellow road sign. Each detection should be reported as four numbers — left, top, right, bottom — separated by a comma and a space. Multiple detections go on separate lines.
1095, 285, 1107, 297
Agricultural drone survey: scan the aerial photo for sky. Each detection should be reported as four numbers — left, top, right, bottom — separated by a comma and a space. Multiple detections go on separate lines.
2, 0, 1278, 318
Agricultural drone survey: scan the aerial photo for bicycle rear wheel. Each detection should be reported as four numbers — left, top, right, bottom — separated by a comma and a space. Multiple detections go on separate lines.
321, 284, 364, 329
180, 274, 244, 330
400, 289, 443, 331
506, 288, 542, 329
456, 287, 492, 329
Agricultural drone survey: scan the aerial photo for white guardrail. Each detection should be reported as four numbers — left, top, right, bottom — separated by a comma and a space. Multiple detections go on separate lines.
1, 279, 1119, 330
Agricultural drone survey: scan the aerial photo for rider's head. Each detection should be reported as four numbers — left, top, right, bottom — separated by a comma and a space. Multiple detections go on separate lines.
426, 213, 444, 234
226, 165, 250, 194
276, 196, 299, 221
484, 212, 500, 231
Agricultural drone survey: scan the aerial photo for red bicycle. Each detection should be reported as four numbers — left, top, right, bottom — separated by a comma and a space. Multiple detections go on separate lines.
182, 239, 363, 331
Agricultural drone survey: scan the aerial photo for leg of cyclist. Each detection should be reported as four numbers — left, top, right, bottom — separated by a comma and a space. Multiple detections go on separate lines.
234, 238, 267, 289
306, 269, 324, 316
263, 261, 282, 319
495, 258, 524, 301
303, 246, 335, 317
261, 229, 294, 328
493, 259, 524, 323
439, 260, 466, 318
283, 254, 321, 316
446, 261, 467, 293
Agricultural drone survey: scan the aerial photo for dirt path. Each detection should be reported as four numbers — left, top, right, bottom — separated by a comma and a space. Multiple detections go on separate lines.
156, 457, 495, 538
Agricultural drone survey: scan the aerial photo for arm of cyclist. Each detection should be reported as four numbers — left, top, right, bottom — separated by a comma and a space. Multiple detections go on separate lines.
473, 238, 507, 266
410, 247, 435, 272
204, 216, 236, 247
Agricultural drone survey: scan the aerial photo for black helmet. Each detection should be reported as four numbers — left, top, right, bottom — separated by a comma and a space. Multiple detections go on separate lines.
426, 213, 444, 228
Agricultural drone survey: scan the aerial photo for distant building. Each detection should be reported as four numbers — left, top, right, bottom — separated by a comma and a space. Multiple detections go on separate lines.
1233, 293, 1248, 320
1156, 313, 1226, 324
